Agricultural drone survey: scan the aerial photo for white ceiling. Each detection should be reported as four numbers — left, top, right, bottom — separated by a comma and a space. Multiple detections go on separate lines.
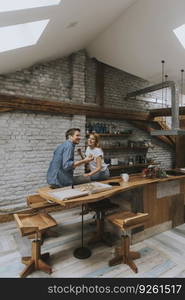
0, 0, 136, 74
88, 0, 185, 86
1, 0, 185, 88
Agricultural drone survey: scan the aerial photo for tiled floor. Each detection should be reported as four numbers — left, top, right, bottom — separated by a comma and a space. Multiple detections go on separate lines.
0, 208, 185, 278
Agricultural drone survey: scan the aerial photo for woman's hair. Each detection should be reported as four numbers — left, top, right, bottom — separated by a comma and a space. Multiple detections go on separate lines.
89, 133, 101, 148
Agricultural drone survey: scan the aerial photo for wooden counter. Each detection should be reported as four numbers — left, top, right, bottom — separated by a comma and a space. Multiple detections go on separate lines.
38, 174, 185, 232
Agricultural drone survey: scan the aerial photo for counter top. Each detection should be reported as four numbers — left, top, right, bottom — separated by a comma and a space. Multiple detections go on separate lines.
38, 173, 185, 207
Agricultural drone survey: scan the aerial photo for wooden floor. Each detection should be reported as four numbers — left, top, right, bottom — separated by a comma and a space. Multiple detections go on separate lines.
1, 208, 185, 278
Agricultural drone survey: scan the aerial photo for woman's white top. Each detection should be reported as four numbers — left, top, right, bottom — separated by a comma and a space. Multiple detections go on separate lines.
85, 147, 108, 172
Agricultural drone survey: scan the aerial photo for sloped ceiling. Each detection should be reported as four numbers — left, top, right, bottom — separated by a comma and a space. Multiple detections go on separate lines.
0, 0, 136, 74
1, 0, 185, 87
88, 0, 185, 85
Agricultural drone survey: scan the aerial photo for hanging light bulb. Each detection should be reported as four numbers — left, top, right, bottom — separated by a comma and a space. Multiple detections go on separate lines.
165, 74, 168, 107
164, 74, 168, 125
161, 60, 165, 109
181, 69, 184, 107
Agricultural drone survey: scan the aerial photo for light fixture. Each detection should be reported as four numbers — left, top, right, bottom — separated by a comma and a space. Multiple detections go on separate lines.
66, 21, 79, 29
164, 74, 168, 108
180, 69, 184, 107
151, 64, 185, 136
127, 67, 185, 135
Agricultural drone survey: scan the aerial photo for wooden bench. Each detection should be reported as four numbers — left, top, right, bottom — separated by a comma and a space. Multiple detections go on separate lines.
14, 212, 57, 278
27, 194, 60, 240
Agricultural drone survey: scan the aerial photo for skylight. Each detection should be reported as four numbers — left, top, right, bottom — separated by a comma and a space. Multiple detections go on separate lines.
0, 0, 61, 13
173, 24, 185, 49
0, 20, 49, 53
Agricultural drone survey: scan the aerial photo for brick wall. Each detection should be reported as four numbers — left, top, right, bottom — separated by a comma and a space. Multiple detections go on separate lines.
0, 112, 71, 211
0, 49, 175, 212
0, 51, 87, 212
85, 59, 164, 110
85, 59, 175, 169
86, 118, 175, 170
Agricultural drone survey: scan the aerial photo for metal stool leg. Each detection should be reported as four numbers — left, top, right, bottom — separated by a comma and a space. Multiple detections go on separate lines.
73, 204, 92, 259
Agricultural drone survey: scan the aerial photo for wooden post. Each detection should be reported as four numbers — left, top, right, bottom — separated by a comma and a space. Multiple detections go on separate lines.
95, 59, 104, 107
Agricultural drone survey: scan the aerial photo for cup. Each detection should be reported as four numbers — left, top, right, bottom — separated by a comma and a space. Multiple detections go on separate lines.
121, 173, 129, 182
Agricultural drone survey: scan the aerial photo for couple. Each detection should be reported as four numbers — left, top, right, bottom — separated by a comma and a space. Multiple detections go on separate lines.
47, 128, 109, 188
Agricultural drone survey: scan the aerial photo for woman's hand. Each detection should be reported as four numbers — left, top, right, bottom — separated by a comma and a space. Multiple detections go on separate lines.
84, 155, 94, 163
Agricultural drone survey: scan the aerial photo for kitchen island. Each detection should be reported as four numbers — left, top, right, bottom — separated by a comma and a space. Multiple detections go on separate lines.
38, 173, 185, 239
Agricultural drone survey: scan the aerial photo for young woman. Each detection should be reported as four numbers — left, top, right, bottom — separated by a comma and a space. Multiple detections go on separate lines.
84, 133, 110, 181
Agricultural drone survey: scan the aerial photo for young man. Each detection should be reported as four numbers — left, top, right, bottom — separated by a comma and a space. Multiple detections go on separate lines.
47, 128, 93, 188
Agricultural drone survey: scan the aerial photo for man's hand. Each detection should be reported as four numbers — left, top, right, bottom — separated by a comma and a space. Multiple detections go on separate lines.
83, 173, 91, 177
77, 148, 83, 159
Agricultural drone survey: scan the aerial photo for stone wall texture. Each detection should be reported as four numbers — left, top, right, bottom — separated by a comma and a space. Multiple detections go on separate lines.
0, 49, 175, 212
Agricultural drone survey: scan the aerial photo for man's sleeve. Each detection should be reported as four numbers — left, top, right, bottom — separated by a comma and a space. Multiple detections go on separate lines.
62, 146, 74, 170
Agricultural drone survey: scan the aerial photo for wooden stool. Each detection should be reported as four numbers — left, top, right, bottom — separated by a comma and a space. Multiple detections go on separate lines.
106, 211, 149, 273
87, 199, 119, 246
14, 212, 57, 278
27, 195, 59, 241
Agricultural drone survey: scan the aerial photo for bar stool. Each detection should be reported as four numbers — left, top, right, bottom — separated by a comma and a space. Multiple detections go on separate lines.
14, 212, 57, 278
106, 211, 149, 273
87, 198, 119, 246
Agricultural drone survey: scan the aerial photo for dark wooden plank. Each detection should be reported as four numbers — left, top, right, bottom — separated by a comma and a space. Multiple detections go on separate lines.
143, 183, 157, 228
95, 59, 104, 106
0, 93, 150, 121
170, 193, 184, 227
0, 107, 14, 113
176, 119, 185, 167
176, 136, 185, 167
150, 106, 185, 117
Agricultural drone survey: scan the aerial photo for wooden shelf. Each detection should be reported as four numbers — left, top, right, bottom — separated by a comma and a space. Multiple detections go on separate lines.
109, 163, 150, 170
86, 133, 131, 137
103, 146, 148, 150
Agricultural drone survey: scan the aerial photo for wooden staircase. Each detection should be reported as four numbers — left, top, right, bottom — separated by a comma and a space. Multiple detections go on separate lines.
154, 117, 176, 145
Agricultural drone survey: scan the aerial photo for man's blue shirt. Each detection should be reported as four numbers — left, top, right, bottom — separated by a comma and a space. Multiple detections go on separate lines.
47, 140, 75, 187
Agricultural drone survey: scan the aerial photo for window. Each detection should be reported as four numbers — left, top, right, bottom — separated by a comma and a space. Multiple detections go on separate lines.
0, 0, 61, 12
0, 20, 49, 53
173, 24, 185, 49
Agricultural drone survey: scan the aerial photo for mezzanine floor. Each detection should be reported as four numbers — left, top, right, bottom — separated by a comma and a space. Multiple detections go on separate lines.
0, 208, 185, 278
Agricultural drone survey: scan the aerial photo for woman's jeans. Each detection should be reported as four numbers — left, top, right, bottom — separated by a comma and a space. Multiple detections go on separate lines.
90, 168, 110, 181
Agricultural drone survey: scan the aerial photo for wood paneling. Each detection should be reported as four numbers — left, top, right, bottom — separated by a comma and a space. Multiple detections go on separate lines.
143, 182, 184, 229
170, 194, 184, 227
143, 183, 157, 228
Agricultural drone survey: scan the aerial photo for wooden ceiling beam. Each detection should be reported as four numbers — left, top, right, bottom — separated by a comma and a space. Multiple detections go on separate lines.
0, 107, 15, 113
0, 94, 150, 121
